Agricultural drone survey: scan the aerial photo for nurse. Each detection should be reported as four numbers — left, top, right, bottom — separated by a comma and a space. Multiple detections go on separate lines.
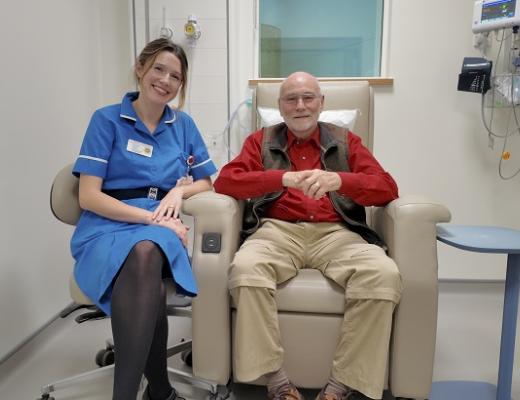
71, 38, 217, 400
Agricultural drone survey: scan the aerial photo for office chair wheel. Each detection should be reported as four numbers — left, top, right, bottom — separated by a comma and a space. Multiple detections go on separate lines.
95, 347, 115, 367
180, 349, 192, 367
37, 394, 55, 400
208, 384, 231, 400
209, 392, 230, 400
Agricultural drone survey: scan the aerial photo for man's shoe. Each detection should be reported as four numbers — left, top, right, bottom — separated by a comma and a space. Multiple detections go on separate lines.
268, 382, 305, 400
314, 387, 370, 400
142, 385, 185, 400
314, 388, 349, 400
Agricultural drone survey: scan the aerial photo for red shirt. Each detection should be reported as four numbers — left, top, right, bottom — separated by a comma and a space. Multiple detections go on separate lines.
213, 127, 398, 223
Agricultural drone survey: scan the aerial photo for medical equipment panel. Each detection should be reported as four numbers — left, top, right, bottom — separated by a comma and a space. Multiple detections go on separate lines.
473, 0, 520, 33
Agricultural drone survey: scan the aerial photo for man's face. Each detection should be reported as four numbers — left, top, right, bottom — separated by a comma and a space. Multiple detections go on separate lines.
278, 74, 324, 139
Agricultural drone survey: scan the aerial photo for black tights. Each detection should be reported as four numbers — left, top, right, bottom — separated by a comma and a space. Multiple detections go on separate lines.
111, 240, 172, 400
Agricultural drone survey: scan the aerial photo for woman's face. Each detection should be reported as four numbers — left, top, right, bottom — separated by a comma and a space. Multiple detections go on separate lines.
136, 51, 183, 106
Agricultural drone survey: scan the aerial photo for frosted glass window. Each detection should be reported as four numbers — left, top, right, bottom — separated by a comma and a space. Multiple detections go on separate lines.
259, 0, 384, 77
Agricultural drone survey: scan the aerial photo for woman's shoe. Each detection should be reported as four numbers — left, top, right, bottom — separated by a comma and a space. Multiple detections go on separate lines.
141, 385, 185, 400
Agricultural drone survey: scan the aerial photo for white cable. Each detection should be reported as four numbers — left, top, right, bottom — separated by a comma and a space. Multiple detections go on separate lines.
499, 127, 520, 179
481, 94, 511, 138
481, 30, 505, 138
498, 36, 520, 179
202, 99, 251, 161
221, 99, 250, 158
185, 48, 194, 115
480, 28, 520, 179
485, 30, 507, 137
508, 71, 520, 136
481, 29, 515, 139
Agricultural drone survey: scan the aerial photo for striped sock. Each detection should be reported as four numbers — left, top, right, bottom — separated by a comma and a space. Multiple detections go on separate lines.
266, 368, 291, 395
324, 377, 350, 397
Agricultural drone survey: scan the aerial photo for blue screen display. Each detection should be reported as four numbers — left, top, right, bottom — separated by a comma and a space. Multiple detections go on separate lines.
482, 0, 516, 21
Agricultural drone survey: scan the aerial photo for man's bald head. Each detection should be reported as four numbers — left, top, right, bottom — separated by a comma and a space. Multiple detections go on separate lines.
279, 72, 322, 98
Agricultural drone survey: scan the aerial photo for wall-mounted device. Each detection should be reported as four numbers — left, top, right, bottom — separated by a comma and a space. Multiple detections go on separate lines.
473, 0, 520, 33
159, 6, 173, 39
184, 14, 201, 41
457, 57, 493, 93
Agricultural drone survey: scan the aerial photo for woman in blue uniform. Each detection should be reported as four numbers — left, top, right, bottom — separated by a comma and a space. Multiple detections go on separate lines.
71, 38, 217, 400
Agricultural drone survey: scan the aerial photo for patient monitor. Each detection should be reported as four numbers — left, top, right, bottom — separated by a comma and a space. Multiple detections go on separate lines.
473, 0, 520, 33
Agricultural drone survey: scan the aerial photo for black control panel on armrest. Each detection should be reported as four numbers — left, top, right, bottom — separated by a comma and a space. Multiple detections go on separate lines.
202, 232, 221, 253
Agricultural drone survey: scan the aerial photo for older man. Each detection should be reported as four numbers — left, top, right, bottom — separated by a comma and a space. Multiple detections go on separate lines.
214, 72, 402, 400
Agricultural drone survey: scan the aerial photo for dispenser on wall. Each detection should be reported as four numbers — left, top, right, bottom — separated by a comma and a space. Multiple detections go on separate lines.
184, 14, 201, 46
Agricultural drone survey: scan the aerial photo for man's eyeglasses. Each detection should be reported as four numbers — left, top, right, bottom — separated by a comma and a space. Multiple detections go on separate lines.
280, 93, 320, 106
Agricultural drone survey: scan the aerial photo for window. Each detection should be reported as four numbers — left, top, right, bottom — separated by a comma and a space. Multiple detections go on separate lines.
259, 0, 384, 78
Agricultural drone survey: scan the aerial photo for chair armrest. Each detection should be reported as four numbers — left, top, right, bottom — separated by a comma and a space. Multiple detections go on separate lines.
371, 194, 451, 261
181, 191, 242, 384
370, 195, 451, 398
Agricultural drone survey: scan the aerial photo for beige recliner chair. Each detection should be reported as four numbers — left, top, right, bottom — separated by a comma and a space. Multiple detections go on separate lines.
189, 81, 452, 400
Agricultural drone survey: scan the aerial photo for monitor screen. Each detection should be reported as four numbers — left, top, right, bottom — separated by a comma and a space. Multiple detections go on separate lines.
482, 0, 517, 22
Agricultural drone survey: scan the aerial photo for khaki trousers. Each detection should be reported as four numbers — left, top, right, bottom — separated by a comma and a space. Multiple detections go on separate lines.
229, 219, 402, 399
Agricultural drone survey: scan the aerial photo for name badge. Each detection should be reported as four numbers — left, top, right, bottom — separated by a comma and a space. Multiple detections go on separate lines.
127, 139, 153, 157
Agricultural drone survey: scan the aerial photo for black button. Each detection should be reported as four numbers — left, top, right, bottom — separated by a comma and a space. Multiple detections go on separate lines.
202, 233, 221, 253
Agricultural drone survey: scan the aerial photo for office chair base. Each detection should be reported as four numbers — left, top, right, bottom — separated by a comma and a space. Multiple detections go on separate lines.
37, 364, 226, 400
40, 296, 205, 399
38, 363, 116, 400
167, 368, 231, 399
38, 338, 228, 400
59, 302, 93, 319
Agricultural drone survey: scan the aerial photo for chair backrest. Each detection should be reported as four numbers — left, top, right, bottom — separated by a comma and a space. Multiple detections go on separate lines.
50, 164, 94, 304
50, 163, 81, 226
251, 80, 374, 151
50, 163, 185, 306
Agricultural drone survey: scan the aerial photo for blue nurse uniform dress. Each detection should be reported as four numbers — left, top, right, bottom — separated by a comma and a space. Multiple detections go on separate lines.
71, 92, 218, 315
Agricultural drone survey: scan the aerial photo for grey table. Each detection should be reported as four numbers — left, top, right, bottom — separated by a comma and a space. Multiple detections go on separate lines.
429, 224, 520, 400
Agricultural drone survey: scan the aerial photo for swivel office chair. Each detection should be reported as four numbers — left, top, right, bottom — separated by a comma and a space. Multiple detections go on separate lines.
41, 164, 237, 400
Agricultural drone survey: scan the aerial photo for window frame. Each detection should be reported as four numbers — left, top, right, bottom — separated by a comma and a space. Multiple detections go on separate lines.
253, 0, 393, 83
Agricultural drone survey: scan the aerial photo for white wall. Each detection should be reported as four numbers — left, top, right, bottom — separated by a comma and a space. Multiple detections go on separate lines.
135, 0, 229, 168
377, 0, 518, 392
436, 282, 520, 396
375, 0, 520, 281
0, 0, 132, 360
